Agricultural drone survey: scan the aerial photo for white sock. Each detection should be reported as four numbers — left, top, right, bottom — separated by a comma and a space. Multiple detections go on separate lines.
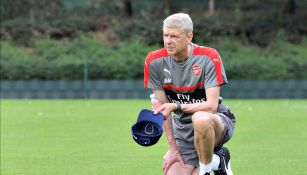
199, 161, 212, 175
211, 154, 221, 171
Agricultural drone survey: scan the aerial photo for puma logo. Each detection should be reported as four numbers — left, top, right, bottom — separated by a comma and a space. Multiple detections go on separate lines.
164, 68, 171, 76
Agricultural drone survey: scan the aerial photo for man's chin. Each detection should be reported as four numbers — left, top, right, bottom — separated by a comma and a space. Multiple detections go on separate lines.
166, 50, 175, 55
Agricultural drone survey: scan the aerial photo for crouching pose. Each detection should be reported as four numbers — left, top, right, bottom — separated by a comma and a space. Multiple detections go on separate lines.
144, 13, 236, 175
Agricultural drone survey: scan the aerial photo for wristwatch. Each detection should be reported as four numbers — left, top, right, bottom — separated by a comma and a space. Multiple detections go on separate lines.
175, 103, 182, 113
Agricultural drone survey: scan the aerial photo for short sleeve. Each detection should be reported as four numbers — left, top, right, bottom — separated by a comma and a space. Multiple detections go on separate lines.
144, 51, 164, 90
204, 49, 228, 89
147, 61, 163, 90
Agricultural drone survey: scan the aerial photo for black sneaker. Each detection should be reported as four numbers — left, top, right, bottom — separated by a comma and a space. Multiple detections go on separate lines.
214, 147, 233, 175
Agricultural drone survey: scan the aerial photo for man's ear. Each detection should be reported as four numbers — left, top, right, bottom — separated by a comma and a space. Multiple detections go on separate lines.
188, 32, 193, 42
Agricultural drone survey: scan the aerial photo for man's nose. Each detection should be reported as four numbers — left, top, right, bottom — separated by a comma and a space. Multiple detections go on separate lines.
164, 36, 172, 43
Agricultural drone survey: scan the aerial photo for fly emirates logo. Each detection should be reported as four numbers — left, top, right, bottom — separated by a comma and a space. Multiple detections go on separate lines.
167, 93, 205, 104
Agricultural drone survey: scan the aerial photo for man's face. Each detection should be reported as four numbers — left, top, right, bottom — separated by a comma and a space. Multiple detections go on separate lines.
163, 27, 192, 56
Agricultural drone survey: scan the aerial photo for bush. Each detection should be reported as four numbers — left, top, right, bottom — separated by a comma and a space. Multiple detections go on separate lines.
0, 41, 46, 79
114, 18, 163, 45
1, 36, 306, 80
0, 15, 100, 45
0, 36, 158, 80
215, 38, 307, 79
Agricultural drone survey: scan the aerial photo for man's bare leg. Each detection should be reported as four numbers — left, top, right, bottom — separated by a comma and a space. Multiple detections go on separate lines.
192, 111, 225, 174
166, 162, 195, 175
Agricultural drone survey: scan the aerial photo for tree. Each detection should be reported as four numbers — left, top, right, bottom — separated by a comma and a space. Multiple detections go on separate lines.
165, 0, 177, 14
282, 0, 296, 15
208, 0, 215, 15
123, 0, 133, 17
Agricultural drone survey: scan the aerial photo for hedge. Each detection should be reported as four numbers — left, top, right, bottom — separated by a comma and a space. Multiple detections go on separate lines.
216, 38, 307, 79
1, 36, 307, 80
0, 36, 158, 80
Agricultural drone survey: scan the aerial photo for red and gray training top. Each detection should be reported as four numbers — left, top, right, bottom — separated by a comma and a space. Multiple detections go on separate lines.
144, 43, 228, 107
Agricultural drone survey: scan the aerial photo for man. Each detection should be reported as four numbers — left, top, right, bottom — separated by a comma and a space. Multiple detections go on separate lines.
143, 13, 236, 175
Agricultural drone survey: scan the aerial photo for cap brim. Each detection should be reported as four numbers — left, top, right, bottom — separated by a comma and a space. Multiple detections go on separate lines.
137, 109, 164, 127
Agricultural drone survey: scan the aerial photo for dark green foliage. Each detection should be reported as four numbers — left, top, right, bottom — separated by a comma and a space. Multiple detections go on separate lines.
1, 36, 306, 80
1, 0, 307, 80
215, 38, 307, 79
115, 18, 163, 45
0, 37, 157, 80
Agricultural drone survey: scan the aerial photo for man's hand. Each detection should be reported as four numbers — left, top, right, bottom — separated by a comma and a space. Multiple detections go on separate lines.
162, 149, 186, 175
154, 103, 177, 120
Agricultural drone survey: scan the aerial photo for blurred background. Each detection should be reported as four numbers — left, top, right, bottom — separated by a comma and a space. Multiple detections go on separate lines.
1, 0, 307, 99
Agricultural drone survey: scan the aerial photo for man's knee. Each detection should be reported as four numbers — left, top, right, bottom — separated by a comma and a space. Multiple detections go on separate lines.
192, 112, 215, 132
192, 112, 225, 146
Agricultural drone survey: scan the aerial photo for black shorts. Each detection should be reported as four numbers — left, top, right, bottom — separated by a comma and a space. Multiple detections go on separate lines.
172, 104, 236, 167
215, 104, 236, 151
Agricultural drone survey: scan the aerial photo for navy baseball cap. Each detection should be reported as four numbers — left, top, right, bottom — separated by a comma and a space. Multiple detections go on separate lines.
131, 109, 164, 146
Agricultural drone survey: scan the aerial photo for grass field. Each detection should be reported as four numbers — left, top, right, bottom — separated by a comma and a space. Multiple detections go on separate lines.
1, 99, 307, 175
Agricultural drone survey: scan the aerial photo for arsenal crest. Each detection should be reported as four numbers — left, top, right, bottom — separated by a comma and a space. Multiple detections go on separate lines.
192, 65, 202, 77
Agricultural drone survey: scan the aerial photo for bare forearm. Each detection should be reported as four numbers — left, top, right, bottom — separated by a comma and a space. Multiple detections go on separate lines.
153, 90, 178, 150
180, 86, 220, 114
181, 101, 218, 114
163, 116, 178, 150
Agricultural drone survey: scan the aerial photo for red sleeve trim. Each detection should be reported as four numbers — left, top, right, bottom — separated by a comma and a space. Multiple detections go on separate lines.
193, 46, 224, 85
144, 48, 169, 88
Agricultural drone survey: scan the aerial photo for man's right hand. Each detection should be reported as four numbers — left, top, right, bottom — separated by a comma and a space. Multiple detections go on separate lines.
154, 103, 177, 120
162, 149, 186, 175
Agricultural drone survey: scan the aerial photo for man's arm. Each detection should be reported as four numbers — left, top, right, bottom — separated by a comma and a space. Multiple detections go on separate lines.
181, 86, 220, 113
152, 89, 178, 150
152, 89, 186, 174
156, 86, 221, 117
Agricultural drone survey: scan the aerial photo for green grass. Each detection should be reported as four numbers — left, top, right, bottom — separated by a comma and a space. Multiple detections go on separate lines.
1, 99, 307, 175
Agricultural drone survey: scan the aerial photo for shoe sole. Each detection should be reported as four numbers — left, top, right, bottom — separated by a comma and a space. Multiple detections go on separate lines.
226, 162, 233, 175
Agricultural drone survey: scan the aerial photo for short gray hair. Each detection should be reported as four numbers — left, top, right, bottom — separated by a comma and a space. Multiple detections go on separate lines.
163, 13, 193, 34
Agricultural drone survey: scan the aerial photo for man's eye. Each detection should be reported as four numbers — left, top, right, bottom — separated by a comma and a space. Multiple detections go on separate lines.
164, 34, 180, 39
